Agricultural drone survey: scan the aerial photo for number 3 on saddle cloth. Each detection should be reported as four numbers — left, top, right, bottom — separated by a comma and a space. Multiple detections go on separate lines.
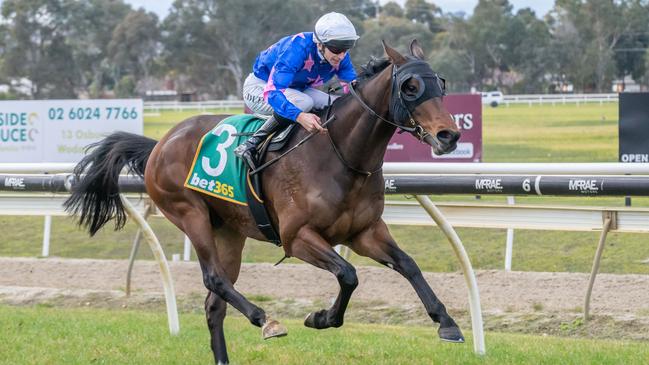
184, 114, 296, 246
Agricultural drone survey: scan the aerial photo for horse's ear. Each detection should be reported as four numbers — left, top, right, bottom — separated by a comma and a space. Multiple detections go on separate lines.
410, 39, 425, 60
382, 39, 407, 65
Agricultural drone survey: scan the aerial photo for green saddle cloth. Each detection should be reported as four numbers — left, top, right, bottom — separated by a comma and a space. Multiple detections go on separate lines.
184, 114, 265, 205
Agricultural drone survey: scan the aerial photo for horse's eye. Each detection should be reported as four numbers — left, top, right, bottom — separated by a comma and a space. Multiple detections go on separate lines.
401, 77, 422, 99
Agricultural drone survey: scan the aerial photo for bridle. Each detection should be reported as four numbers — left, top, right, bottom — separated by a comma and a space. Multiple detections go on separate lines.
326, 58, 447, 177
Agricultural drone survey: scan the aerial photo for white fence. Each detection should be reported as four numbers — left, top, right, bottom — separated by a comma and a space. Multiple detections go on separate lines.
3, 161, 649, 175
4, 161, 649, 272
4, 162, 649, 258
4, 192, 648, 236
502, 93, 617, 106
144, 100, 244, 112
383, 162, 649, 175
140, 93, 619, 112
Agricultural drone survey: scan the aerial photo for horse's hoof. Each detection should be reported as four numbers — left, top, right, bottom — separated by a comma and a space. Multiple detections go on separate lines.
304, 309, 327, 329
304, 312, 316, 328
304, 309, 343, 329
262, 318, 287, 340
438, 326, 465, 343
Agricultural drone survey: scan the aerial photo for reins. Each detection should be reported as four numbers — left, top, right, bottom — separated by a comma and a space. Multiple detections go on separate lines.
321, 86, 383, 177
325, 128, 382, 177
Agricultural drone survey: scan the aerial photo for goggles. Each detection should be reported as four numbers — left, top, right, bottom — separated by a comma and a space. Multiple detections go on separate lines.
323, 38, 356, 55
325, 45, 350, 55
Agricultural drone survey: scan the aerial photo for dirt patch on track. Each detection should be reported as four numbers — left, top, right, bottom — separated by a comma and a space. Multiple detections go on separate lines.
1, 257, 649, 339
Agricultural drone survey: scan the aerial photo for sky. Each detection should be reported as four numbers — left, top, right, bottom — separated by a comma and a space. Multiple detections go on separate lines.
125, 0, 556, 20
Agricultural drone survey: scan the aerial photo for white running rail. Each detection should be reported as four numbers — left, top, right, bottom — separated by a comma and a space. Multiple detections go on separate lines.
3, 162, 649, 175
139, 94, 618, 111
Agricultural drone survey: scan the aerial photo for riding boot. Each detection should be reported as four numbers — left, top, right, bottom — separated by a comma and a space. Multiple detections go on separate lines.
234, 115, 282, 170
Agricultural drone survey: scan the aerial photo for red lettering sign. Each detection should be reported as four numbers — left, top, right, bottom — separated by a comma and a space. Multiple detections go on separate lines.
384, 94, 482, 162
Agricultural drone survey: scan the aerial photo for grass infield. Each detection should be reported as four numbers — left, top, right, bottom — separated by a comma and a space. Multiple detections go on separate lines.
1, 305, 648, 365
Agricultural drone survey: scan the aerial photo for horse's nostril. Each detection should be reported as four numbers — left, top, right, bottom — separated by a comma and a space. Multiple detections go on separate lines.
436, 129, 460, 145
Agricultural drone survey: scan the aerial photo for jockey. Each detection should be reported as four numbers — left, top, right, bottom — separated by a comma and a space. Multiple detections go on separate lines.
235, 12, 360, 170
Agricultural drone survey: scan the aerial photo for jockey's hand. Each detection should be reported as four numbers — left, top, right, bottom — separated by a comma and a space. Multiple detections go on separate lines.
296, 112, 326, 134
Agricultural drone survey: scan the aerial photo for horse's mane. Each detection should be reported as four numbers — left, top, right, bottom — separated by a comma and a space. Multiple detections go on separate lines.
357, 57, 391, 82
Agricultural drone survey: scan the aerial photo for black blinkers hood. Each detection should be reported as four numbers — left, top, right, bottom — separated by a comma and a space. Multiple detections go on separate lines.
389, 59, 446, 126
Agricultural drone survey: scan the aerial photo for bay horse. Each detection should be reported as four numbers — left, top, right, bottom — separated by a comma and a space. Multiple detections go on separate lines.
65, 40, 462, 364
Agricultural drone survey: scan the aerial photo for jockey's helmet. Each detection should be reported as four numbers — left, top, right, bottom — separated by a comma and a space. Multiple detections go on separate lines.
314, 12, 359, 52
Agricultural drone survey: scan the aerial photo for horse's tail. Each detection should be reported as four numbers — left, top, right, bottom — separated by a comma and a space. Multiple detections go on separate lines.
64, 131, 158, 236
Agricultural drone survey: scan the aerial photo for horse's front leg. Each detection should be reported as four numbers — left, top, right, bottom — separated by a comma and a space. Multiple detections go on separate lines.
288, 227, 358, 329
350, 219, 464, 342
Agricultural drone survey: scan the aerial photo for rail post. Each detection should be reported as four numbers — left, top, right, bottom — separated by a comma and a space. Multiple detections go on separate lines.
583, 211, 616, 321
183, 235, 192, 261
120, 194, 180, 335
41, 215, 52, 257
125, 202, 154, 296
504, 196, 515, 271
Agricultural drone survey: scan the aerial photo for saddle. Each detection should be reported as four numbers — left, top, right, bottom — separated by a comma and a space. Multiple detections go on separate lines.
267, 123, 298, 151
244, 122, 299, 247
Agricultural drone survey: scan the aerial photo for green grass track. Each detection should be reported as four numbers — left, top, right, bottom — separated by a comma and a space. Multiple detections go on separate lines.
1, 305, 648, 365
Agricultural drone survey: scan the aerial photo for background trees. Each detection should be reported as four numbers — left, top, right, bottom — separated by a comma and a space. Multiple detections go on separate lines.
1, 0, 649, 99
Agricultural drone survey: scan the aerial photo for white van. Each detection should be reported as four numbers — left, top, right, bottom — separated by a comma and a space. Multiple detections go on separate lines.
481, 91, 504, 107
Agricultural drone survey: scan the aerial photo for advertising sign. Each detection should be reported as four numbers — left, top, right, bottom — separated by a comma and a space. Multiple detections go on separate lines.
0, 99, 143, 162
619, 92, 649, 163
384, 93, 482, 162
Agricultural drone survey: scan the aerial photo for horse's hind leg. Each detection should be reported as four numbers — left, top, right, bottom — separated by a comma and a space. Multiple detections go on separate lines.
350, 220, 464, 343
288, 227, 358, 329
168, 205, 286, 363
184, 211, 261, 319
204, 227, 245, 365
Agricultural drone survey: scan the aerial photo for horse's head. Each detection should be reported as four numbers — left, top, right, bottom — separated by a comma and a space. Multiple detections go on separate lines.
383, 40, 460, 155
